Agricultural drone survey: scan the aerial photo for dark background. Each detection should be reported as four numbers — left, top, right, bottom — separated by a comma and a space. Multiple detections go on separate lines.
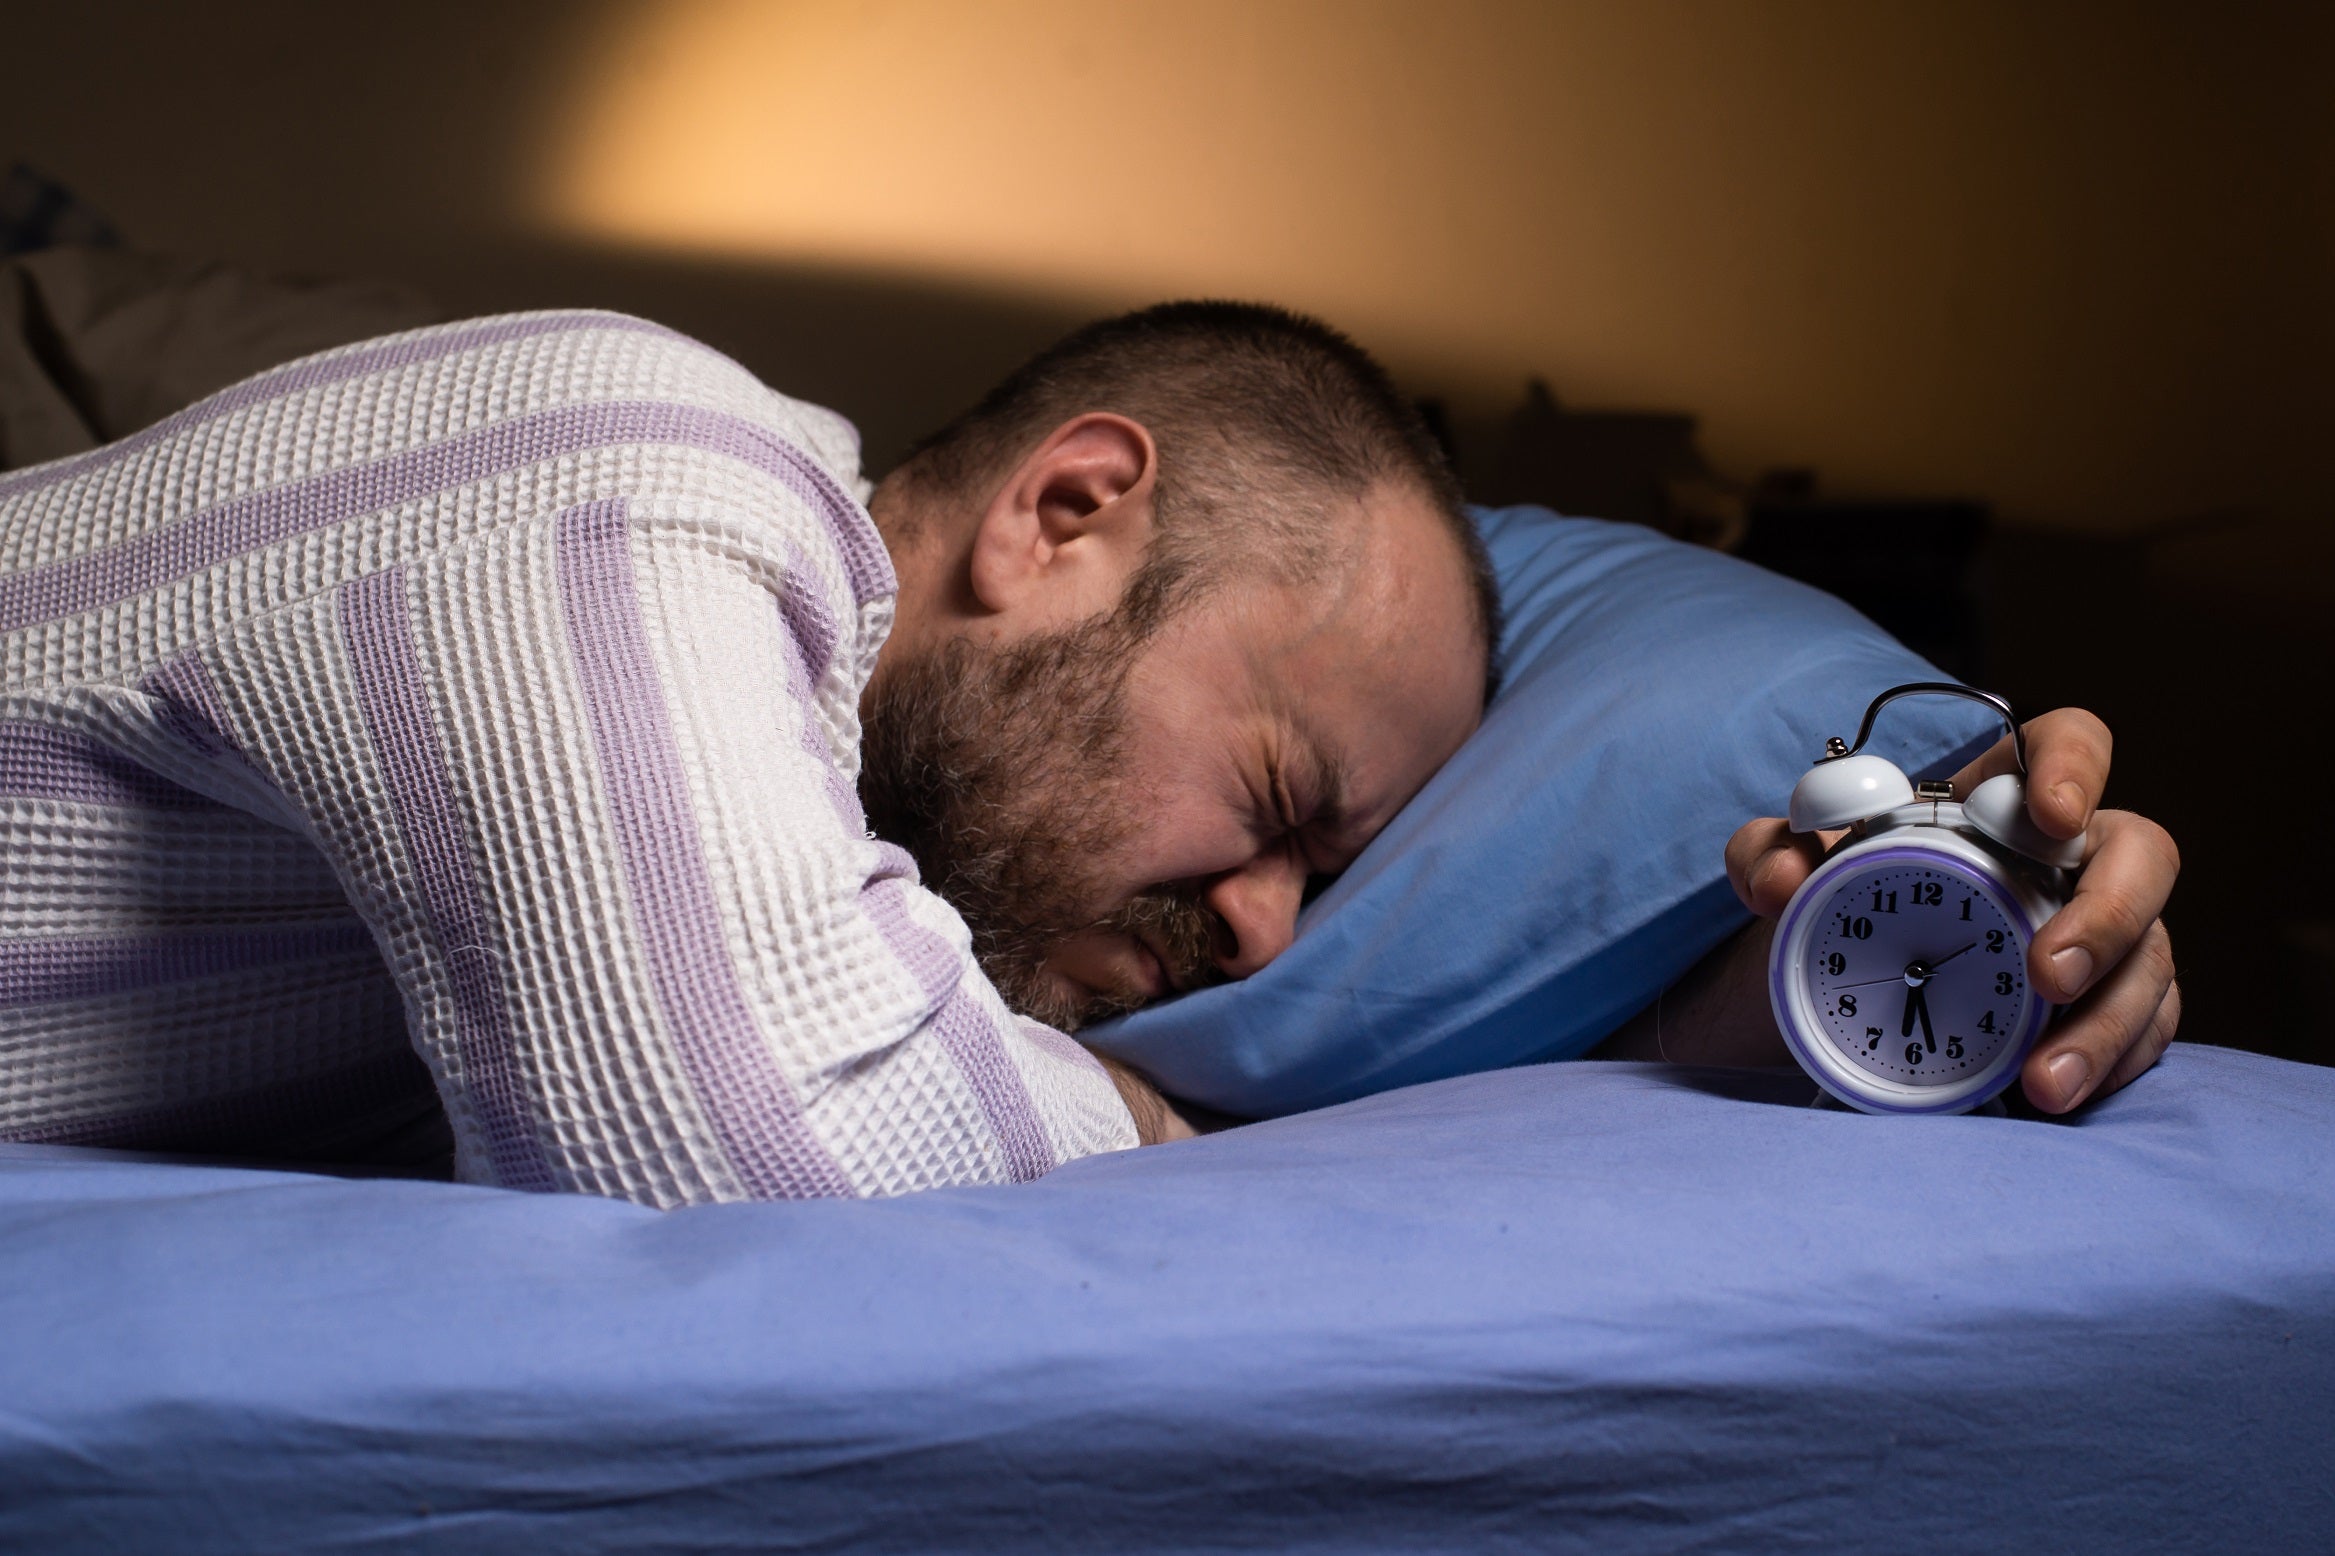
6, 0, 2329, 1064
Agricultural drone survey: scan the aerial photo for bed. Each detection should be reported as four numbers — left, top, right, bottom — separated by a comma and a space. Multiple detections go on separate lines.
3, 1039, 2328, 1552
0, 291, 2322, 1549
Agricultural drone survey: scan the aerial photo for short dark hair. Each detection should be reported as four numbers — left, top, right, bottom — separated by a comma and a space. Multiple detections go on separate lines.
890, 300, 1503, 696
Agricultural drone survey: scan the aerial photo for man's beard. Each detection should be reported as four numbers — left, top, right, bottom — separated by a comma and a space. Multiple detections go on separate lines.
857, 612, 1225, 1031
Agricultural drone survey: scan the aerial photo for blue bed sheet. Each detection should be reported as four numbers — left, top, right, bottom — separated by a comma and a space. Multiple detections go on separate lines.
3, 1041, 2329, 1553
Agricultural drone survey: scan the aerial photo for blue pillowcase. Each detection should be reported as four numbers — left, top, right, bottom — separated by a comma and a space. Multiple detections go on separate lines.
1086, 507, 2000, 1117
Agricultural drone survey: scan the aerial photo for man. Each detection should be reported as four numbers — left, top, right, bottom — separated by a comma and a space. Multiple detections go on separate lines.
0, 298, 2178, 1200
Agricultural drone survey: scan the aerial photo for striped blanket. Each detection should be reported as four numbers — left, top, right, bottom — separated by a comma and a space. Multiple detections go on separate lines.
0, 312, 1135, 1204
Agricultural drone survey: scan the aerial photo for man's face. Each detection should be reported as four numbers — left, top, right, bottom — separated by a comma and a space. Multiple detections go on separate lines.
859, 481, 1485, 1030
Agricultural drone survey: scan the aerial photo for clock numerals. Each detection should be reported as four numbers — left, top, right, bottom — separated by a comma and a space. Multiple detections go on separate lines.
1807, 863, 2033, 1088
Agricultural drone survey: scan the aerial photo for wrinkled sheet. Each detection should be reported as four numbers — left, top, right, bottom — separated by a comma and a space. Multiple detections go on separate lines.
2, 1041, 2328, 1554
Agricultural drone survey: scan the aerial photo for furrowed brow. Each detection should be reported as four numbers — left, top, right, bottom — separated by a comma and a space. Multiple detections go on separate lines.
1297, 721, 1353, 839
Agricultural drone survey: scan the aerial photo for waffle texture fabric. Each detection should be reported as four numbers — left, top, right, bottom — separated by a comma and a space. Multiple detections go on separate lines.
0, 311, 1137, 1204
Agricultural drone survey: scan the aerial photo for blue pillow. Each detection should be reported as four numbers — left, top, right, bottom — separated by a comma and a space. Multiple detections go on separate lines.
1086, 507, 2000, 1116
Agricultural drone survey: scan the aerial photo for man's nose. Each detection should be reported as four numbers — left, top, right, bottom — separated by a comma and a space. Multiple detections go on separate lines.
1200, 846, 1308, 980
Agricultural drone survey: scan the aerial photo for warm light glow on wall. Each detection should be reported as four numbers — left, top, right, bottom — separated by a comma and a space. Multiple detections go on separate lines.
543, 0, 2328, 528
542, 0, 1596, 383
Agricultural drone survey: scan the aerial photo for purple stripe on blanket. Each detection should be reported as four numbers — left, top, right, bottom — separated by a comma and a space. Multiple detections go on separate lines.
0, 722, 220, 810
769, 551, 868, 831
932, 989, 1063, 1181
779, 440, 894, 609
862, 873, 1059, 1183
3, 1047, 433, 1154
339, 566, 555, 1192
770, 581, 1058, 1179
0, 399, 897, 635
0, 312, 682, 502
870, 840, 920, 885
775, 536, 844, 685
140, 652, 243, 759
556, 499, 854, 1200
0, 923, 377, 1009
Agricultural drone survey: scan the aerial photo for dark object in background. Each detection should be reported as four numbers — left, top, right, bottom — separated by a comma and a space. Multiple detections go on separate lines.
1734, 474, 1989, 684
0, 162, 120, 255
1431, 379, 1747, 550
0, 167, 440, 471
1472, 379, 1709, 535
1441, 379, 1988, 680
0, 249, 440, 470
1985, 518, 2335, 1071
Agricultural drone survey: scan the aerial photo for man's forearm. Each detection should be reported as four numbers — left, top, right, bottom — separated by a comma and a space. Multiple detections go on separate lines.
1098, 1055, 1201, 1145
1594, 918, 1791, 1067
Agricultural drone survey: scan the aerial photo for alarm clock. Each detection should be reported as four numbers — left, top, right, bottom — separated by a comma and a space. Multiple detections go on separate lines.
1768, 682, 2086, 1115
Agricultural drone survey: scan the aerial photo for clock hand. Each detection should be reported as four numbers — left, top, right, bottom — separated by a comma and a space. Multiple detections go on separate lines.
1832, 943, 1981, 991
1836, 965, 1931, 991
1913, 983, 1936, 1051
1901, 984, 1917, 1039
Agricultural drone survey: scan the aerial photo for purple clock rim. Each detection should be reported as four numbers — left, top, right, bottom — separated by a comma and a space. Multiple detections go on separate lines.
1770, 842, 2050, 1116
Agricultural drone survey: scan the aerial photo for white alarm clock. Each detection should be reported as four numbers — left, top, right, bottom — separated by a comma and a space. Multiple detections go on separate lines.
1769, 682, 2085, 1115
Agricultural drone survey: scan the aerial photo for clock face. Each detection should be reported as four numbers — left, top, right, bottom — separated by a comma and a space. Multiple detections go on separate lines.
1799, 852, 2038, 1091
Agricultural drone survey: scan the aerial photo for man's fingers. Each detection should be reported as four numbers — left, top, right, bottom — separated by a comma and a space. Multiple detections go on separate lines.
2029, 809, 2181, 1002
1726, 817, 1829, 916
1948, 734, 2019, 791
2100, 976, 2182, 1099
2022, 919, 2177, 1113
1949, 707, 2112, 840
2022, 708, 2112, 838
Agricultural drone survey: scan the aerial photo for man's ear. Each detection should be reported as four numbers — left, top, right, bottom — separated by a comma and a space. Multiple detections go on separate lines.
966, 413, 1157, 624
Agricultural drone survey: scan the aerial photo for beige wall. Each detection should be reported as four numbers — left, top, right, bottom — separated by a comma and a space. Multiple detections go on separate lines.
8, 0, 2330, 536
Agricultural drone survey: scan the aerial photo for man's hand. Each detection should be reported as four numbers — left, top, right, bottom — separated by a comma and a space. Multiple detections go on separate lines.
1098, 1054, 1202, 1146
1727, 708, 2181, 1113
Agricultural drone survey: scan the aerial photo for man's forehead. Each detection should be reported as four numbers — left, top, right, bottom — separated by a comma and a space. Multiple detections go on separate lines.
1241, 486, 1486, 819
1276, 487, 1482, 674
1245, 483, 1480, 651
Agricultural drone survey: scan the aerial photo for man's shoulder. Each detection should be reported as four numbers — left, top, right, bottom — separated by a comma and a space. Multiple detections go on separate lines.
770, 393, 872, 506
443, 310, 868, 494
409, 311, 886, 586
